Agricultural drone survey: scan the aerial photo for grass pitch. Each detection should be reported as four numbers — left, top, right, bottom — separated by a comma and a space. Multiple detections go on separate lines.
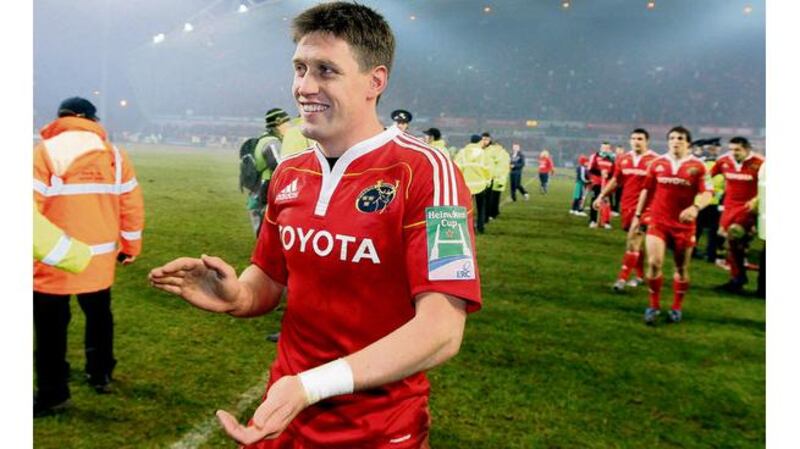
34, 146, 765, 448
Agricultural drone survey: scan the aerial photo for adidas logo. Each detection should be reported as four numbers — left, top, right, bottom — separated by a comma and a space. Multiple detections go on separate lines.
276, 179, 300, 201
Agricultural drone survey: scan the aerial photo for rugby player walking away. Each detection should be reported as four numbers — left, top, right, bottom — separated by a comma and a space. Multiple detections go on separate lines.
631, 126, 712, 325
587, 142, 616, 228
149, 3, 481, 448
593, 129, 659, 291
710, 137, 765, 293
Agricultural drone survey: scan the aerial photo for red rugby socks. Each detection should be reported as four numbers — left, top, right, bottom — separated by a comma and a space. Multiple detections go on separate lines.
635, 251, 645, 279
618, 251, 639, 281
672, 277, 689, 311
647, 275, 663, 309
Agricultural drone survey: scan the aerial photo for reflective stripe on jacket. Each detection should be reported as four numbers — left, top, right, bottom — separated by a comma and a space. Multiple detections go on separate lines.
34, 208, 92, 274
33, 116, 145, 294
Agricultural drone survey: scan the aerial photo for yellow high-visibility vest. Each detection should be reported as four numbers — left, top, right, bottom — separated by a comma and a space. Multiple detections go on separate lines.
429, 139, 451, 160
281, 117, 315, 158
485, 144, 511, 192
454, 143, 491, 195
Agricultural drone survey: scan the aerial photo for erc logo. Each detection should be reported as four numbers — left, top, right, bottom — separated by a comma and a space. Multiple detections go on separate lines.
356, 180, 399, 213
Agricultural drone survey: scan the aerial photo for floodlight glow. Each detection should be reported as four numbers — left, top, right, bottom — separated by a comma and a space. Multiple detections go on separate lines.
647, 1, 656, 9
562, 1, 571, 9
483, 6, 492, 13
119, 100, 128, 107
92, 90, 101, 96
743, 4, 753, 15
409, 15, 416, 20
153, 33, 165, 44
238, 4, 248, 13
184, 23, 194, 32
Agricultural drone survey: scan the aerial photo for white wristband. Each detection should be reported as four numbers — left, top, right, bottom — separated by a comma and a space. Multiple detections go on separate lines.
298, 358, 354, 405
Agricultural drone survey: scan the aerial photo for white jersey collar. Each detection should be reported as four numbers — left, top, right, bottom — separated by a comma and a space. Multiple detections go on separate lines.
312, 126, 401, 217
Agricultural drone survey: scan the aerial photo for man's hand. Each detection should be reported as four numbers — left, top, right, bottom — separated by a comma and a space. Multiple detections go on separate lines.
216, 375, 309, 445
117, 253, 136, 265
628, 217, 641, 237
679, 205, 699, 223
592, 197, 605, 211
148, 255, 241, 313
746, 197, 759, 213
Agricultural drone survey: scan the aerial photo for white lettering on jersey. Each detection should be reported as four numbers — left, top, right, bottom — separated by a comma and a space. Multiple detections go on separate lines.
335, 234, 357, 261
312, 231, 334, 256
278, 225, 380, 264
297, 227, 314, 252
281, 225, 296, 249
622, 168, 648, 176
725, 172, 754, 181
656, 177, 691, 186
352, 239, 380, 264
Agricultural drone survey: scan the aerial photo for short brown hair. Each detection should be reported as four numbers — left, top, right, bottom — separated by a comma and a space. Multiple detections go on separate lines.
291, 2, 395, 75
668, 125, 692, 143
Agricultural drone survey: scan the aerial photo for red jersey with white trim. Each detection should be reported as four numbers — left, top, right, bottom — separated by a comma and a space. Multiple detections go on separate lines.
588, 152, 615, 186
251, 127, 481, 448
613, 150, 659, 212
710, 152, 764, 206
644, 154, 710, 232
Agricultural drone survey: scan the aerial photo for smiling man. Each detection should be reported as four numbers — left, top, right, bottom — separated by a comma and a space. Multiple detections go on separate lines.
148, 2, 481, 448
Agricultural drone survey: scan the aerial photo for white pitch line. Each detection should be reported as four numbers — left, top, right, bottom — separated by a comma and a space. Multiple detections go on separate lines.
500, 177, 537, 207
170, 379, 267, 449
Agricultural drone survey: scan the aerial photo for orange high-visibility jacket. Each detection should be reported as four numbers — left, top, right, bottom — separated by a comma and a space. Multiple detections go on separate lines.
33, 117, 145, 294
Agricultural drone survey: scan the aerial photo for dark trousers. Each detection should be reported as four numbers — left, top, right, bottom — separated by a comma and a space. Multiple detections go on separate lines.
510, 171, 527, 201
588, 184, 602, 223
539, 173, 550, 193
488, 189, 501, 219
474, 188, 488, 233
34, 288, 116, 399
612, 188, 622, 213
757, 244, 766, 297
695, 206, 722, 262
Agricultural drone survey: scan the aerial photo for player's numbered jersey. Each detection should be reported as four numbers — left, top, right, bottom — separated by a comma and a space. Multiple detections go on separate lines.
645, 154, 710, 231
711, 152, 764, 206
251, 127, 481, 447
614, 150, 658, 211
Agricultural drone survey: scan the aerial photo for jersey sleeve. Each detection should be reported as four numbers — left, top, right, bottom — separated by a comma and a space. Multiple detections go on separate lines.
642, 161, 658, 203
612, 158, 624, 183
588, 154, 599, 175
402, 158, 482, 313
695, 163, 711, 195
250, 169, 288, 284
710, 159, 721, 177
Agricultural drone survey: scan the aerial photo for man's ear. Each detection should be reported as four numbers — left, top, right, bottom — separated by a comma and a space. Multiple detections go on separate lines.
367, 65, 389, 100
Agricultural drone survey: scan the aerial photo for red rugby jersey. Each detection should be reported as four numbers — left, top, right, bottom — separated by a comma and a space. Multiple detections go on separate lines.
251, 126, 481, 448
538, 156, 553, 174
710, 152, 765, 206
588, 152, 615, 186
644, 153, 710, 231
613, 150, 659, 212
